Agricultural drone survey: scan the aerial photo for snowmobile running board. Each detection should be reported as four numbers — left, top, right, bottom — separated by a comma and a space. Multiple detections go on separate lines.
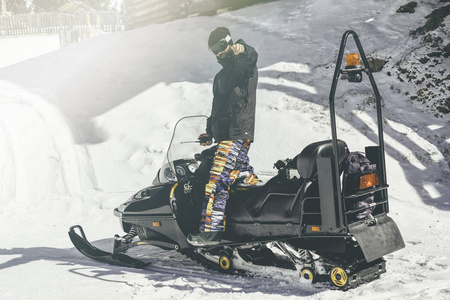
68, 225, 150, 269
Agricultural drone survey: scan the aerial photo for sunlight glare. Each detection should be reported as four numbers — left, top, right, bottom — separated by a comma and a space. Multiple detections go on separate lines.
423, 183, 442, 199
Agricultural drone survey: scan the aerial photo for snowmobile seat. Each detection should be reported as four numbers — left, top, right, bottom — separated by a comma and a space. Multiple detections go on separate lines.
296, 140, 348, 180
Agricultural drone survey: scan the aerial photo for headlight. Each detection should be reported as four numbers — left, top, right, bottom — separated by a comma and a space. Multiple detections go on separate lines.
164, 167, 176, 181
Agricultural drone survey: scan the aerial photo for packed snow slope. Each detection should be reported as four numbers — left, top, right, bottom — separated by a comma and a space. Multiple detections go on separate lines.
0, 0, 449, 299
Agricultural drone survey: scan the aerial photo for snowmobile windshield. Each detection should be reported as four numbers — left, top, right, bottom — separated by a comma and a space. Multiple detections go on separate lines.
158, 115, 208, 183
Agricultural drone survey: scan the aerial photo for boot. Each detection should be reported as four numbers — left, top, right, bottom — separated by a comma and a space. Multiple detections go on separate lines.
187, 231, 223, 246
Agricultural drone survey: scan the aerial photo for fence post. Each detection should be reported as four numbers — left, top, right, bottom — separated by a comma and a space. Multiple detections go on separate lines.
0, 11, 123, 39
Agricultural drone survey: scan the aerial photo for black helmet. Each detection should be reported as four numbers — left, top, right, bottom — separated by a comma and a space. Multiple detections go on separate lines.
208, 27, 233, 54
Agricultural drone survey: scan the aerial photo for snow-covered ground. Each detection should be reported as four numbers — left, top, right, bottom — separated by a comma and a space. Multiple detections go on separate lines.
0, 35, 60, 69
0, 0, 449, 299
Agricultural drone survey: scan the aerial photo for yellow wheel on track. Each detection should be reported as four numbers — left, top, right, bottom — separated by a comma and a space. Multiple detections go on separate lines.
219, 255, 231, 271
300, 267, 315, 283
330, 267, 348, 288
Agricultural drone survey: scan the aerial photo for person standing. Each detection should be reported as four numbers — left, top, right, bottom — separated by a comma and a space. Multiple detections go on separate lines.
188, 27, 260, 246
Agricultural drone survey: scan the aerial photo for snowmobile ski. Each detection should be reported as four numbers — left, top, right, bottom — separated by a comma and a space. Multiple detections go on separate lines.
69, 225, 150, 269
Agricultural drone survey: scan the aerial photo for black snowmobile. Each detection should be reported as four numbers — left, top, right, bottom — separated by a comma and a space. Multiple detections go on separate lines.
69, 31, 405, 290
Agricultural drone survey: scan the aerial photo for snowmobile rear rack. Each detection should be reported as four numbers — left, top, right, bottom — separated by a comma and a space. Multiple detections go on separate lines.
69, 225, 150, 268
329, 30, 389, 220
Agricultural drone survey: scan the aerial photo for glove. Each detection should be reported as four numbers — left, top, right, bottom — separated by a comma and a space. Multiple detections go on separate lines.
198, 133, 212, 146
231, 43, 245, 55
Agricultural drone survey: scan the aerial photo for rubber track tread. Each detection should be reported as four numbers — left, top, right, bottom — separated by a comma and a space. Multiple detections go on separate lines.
180, 249, 248, 276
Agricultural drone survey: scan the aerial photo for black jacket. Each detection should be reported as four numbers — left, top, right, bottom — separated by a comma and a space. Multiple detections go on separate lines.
206, 39, 258, 142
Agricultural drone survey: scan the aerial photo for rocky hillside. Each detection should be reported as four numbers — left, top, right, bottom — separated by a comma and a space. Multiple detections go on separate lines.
391, 2, 449, 117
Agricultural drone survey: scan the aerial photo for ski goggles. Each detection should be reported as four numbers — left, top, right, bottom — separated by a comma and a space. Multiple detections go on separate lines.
209, 35, 232, 54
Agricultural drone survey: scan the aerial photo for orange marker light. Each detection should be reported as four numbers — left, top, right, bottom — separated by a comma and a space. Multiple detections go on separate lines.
346, 53, 361, 67
311, 226, 321, 232
153, 221, 161, 227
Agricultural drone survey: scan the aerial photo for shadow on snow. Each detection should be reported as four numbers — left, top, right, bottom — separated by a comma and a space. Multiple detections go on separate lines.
0, 241, 324, 297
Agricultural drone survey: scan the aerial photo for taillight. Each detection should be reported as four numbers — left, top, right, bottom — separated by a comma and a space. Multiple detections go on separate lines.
359, 173, 379, 190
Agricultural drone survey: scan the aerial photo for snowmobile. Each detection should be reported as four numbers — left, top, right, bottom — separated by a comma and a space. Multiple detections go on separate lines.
69, 30, 405, 290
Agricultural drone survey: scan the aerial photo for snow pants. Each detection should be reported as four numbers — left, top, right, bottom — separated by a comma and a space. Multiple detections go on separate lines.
199, 139, 259, 232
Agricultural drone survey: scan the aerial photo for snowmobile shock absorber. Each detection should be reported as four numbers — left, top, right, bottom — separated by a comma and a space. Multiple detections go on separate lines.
115, 225, 138, 244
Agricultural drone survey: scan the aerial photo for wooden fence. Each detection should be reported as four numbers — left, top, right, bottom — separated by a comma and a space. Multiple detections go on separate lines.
0, 11, 123, 38
0, 0, 272, 41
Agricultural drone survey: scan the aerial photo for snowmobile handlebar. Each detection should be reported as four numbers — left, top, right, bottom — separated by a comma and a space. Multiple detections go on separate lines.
180, 135, 212, 144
